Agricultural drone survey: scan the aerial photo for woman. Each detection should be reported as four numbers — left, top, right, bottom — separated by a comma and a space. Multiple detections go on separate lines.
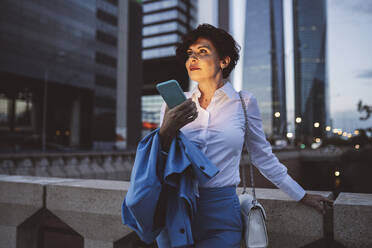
157, 24, 332, 247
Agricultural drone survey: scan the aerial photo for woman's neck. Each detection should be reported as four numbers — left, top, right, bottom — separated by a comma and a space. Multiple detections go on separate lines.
198, 77, 225, 97
197, 78, 225, 109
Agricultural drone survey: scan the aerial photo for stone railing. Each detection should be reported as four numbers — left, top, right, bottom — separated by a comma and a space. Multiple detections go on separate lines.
0, 150, 302, 183
1, 175, 371, 248
0, 151, 136, 181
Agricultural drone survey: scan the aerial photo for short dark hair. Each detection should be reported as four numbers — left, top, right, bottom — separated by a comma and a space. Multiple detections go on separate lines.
176, 24, 240, 79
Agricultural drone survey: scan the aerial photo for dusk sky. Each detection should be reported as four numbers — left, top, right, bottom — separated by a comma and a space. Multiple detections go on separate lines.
326, 0, 372, 131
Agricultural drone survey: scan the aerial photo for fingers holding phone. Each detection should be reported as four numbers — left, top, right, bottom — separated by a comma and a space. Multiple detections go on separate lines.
162, 98, 198, 133
157, 80, 198, 151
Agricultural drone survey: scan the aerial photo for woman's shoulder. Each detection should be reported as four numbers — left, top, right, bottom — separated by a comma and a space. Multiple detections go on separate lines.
237, 90, 256, 103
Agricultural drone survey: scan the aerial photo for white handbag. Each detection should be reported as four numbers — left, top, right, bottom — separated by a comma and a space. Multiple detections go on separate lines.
238, 91, 269, 248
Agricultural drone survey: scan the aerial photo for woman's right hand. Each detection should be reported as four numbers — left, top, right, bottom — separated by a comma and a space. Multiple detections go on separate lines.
159, 98, 198, 151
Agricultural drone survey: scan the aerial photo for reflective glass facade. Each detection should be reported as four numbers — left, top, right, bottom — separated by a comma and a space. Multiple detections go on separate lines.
0, 0, 133, 150
293, 0, 328, 144
242, 0, 287, 138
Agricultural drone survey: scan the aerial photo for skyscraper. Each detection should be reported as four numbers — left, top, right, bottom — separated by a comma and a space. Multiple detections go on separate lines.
242, 0, 287, 138
0, 0, 142, 151
293, 0, 328, 144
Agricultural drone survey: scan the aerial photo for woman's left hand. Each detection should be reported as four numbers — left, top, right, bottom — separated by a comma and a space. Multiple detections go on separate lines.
299, 193, 334, 215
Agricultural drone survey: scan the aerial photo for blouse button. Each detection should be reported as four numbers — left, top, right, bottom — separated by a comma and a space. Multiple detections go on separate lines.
200, 166, 205, 170
180, 228, 185, 234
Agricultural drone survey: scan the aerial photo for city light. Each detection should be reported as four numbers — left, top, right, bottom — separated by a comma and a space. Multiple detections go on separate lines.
314, 122, 320, 128
354, 130, 360, 135
56, 130, 61, 136
325, 126, 331, 131
347, 133, 352, 138
300, 144, 306, 149
355, 144, 360, 149
274, 112, 280, 118
335, 171, 340, 177
286, 132, 293, 138
296, 117, 302, 123
315, 138, 321, 143
342, 132, 347, 136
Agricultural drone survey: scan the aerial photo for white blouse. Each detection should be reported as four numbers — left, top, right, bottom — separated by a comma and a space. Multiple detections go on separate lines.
159, 82, 306, 201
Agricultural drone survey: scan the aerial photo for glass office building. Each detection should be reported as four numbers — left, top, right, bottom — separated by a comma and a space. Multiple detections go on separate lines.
141, 0, 197, 133
293, 0, 329, 144
242, 0, 287, 138
0, 0, 142, 150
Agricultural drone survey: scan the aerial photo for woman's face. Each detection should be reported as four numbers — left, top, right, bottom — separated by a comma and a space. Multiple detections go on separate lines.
185, 37, 225, 82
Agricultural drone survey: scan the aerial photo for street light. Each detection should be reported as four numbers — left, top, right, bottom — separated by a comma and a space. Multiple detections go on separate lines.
314, 122, 320, 128
295, 117, 302, 123
42, 51, 66, 152
274, 112, 280, 118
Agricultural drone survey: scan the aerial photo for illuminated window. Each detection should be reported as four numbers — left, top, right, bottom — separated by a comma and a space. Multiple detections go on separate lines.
142, 34, 179, 48
0, 94, 10, 130
142, 46, 177, 59
143, 10, 186, 25
143, 0, 186, 13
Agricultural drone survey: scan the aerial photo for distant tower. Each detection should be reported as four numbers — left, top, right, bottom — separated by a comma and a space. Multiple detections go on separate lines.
293, 0, 329, 145
242, 0, 287, 138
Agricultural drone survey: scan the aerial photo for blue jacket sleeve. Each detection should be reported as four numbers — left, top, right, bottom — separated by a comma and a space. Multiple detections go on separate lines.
122, 129, 165, 243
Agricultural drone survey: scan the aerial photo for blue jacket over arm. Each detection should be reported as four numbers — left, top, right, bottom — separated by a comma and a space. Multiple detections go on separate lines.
122, 129, 219, 247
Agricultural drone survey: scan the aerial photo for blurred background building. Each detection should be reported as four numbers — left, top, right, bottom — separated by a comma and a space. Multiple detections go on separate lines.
0, 0, 142, 151
293, 0, 329, 145
242, 0, 287, 140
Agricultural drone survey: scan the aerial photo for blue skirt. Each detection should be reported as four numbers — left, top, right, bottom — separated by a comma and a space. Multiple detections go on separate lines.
156, 185, 242, 248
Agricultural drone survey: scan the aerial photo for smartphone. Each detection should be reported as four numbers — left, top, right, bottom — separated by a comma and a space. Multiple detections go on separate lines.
156, 80, 187, 109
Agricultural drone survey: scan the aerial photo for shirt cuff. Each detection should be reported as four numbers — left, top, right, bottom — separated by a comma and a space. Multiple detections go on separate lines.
277, 175, 306, 201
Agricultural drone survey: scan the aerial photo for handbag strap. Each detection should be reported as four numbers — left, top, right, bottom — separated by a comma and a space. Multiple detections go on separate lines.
238, 91, 257, 204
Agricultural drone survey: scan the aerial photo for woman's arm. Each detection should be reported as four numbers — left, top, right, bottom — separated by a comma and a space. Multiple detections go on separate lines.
243, 94, 305, 201
243, 93, 333, 213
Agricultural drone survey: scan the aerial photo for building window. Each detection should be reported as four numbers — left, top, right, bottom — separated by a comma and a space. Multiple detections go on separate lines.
95, 74, 117, 88
143, 0, 182, 13
96, 30, 117, 47
95, 52, 117, 68
143, 33, 179, 48
143, 10, 186, 25
15, 91, 33, 129
0, 94, 10, 131
142, 46, 177, 60
143, 22, 186, 36
104, 0, 118, 7
96, 9, 118, 26
0, 90, 35, 131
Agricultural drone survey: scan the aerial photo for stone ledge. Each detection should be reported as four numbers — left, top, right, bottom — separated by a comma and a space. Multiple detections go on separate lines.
1, 175, 371, 248
334, 192, 372, 248
46, 179, 132, 242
